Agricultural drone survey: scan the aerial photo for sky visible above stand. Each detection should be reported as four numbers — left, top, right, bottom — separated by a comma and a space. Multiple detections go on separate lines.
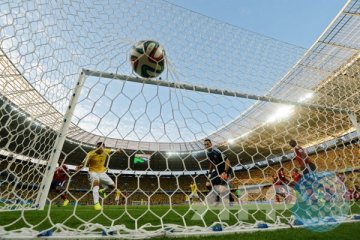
166, 0, 347, 48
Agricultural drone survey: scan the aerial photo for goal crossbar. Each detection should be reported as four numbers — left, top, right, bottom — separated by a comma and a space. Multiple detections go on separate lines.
82, 69, 350, 115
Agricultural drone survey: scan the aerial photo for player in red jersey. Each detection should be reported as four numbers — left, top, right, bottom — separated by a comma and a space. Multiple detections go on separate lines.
290, 168, 303, 188
51, 161, 69, 206
345, 188, 360, 201
289, 139, 316, 175
272, 174, 284, 203
277, 167, 289, 185
277, 168, 292, 203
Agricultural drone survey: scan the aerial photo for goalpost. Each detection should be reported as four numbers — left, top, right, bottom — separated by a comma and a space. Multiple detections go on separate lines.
2, 63, 360, 237
0, 0, 360, 239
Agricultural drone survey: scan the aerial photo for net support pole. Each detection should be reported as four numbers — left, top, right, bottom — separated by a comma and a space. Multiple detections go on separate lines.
348, 112, 360, 137
36, 71, 87, 209
82, 68, 350, 115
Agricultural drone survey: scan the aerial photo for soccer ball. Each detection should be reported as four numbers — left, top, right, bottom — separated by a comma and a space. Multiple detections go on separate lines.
130, 40, 166, 78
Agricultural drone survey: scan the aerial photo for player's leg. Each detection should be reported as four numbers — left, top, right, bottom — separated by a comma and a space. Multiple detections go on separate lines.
194, 192, 200, 199
49, 180, 59, 204
302, 165, 316, 179
229, 192, 235, 206
49, 180, 56, 192
89, 172, 102, 210
194, 193, 201, 204
54, 186, 69, 206
58, 181, 69, 206
51, 180, 68, 206
280, 184, 288, 203
205, 187, 218, 206
306, 161, 317, 172
237, 194, 242, 204
188, 193, 193, 204
99, 173, 115, 198
284, 187, 292, 204
185, 195, 190, 204
274, 185, 281, 203
59, 191, 68, 201
216, 185, 230, 205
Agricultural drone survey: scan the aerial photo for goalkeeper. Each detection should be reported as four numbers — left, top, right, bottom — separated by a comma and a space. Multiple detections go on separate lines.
203, 139, 231, 205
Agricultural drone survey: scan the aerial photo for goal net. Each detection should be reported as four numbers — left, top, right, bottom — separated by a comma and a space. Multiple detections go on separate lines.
1, 0, 360, 238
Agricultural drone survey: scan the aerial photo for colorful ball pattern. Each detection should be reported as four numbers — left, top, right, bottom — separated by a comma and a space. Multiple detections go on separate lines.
130, 40, 165, 78
291, 172, 350, 232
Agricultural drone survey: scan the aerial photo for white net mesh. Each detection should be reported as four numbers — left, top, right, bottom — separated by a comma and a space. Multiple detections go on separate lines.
1, 0, 360, 238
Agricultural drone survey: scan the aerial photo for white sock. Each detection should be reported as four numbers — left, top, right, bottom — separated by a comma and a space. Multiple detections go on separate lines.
93, 186, 99, 204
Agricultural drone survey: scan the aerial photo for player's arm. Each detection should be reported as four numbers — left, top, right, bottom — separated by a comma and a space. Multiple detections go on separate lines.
105, 148, 122, 167
58, 165, 68, 178
208, 162, 213, 178
60, 164, 68, 174
224, 158, 230, 173
75, 154, 89, 172
220, 158, 230, 180
62, 164, 68, 171
208, 162, 213, 173
75, 163, 84, 172
115, 148, 123, 154
62, 165, 70, 179
75, 160, 85, 171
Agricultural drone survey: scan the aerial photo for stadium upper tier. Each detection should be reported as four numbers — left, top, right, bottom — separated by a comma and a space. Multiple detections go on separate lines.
1, 141, 359, 198
0, 0, 359, 158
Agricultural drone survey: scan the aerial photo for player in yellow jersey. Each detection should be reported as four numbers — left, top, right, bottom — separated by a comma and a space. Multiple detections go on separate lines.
75, 142, 119, 210
115, 189, 121, 205
185, 194, 190, 204
189, 182, 200, 203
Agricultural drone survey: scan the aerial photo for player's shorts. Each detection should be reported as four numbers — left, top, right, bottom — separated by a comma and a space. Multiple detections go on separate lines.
210, 171, 227, 186
50, 180, 66, 190
115, 197, 120, 201
88, 172, 114, 186
189, 192, 199, 199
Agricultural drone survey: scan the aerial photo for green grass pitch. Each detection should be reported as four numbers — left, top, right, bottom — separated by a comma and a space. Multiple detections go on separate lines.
0, 203, 360, 239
